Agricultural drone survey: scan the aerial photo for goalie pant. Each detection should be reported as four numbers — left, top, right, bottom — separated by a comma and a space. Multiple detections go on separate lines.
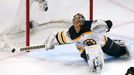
80, 37, 128, 61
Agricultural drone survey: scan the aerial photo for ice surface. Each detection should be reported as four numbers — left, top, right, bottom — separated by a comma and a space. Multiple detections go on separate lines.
0, 0, 134, 75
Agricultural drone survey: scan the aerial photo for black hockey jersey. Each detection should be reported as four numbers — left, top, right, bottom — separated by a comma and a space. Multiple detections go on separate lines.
68, 21, 93, 40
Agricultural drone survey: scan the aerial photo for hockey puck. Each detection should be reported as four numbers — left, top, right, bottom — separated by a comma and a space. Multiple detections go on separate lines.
11, 48, 16, 53
26, 50, 30, 52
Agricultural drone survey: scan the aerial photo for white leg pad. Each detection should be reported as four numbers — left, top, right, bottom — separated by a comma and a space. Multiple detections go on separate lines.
85, 45, 104, 72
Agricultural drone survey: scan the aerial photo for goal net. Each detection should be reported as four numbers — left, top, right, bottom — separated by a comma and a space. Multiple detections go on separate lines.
0, 0, 92, 50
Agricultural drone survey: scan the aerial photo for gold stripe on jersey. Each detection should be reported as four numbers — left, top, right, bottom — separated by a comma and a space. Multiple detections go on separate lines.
61, 31, 67, 43
76, 46, 85, 53
73, 31, 92, 42
102, 35, 107, 47
79, 49, 85, 53
56, 31, 68, 44
58, 32, 64, 44
55, 32, 61, 44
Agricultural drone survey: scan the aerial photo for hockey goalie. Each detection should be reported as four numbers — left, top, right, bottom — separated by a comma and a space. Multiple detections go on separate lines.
44, 13, 131, 72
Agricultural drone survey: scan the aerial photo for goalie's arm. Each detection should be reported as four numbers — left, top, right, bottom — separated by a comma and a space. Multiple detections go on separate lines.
45, 31, 74, 50
55, 31, 74, 45
91, 20, 112, 33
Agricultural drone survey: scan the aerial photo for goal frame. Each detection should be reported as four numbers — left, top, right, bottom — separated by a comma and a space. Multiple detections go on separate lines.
26, 0, 93, 46
26, 0, 30, 46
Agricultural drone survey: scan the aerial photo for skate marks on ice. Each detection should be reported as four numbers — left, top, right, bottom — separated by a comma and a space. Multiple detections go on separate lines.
25, 44, 96, 75
26, 41, 134, 75
0, 40, 133, 75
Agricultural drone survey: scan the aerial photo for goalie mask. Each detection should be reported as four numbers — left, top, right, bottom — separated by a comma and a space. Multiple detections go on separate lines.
73, 13, 85, 33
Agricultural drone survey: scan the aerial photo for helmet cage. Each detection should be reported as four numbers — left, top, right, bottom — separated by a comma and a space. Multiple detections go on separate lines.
73, 13, 85, 26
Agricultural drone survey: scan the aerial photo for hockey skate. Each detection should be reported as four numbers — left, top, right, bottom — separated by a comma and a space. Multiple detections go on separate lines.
113, 40, 131, 58
125, 67, 134, 75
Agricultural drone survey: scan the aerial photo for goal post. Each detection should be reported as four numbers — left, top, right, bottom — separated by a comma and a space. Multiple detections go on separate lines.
89, 0, 93, 21
26, 0, 30, 46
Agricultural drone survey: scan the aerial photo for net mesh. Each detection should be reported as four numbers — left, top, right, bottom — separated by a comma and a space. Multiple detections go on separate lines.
0, 0, 89, 50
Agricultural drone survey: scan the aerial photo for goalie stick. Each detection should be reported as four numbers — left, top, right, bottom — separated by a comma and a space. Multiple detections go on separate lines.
11, 31, 53, 53
11, 44, 45, 53
2, 35, 46, 53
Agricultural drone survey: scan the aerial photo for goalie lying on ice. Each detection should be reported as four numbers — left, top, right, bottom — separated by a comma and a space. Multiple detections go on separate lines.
44, 13, 131, 72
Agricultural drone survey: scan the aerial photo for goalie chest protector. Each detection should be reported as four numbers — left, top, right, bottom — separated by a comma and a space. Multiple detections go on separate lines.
68, 21, 92, 40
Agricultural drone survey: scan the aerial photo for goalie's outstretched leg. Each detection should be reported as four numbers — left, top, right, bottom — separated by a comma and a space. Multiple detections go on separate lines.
102, 37, 131, 58
85, 45, 104, 72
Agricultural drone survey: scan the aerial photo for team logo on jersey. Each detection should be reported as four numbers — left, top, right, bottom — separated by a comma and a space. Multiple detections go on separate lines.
83, 39, 97, 46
